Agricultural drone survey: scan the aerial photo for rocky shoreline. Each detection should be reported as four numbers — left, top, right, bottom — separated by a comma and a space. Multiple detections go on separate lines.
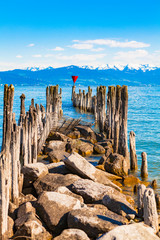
8, 124, 160, 240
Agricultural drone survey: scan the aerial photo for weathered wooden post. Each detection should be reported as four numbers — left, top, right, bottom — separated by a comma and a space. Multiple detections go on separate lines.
86, 86, 92, 112
130, 131, 138, 170
143, 188, 158, 232
114, 85, 121, 153
119, 86, 128, 159
97, 86, 106, 132
141, 152, 148, 178
71, 85, 76, 101
137, 184, 146, 217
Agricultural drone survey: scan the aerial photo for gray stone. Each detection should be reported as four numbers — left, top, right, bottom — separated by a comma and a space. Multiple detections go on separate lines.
53, 229, 90, 240
36, 191, 82, 234
97, 222, 160, 240
17, 202, 36, 219
104, 153, 128, 177
70, 178, 120, 203
63, 152, 122, 189
33, 173, 81, 195
22, 163, 48, 181
68, 207, 125, 239
102, 189, 136, 217
94, 144, 105, 154
48, 150, 69, 163
47, 162, 71, 175
55, 186, 84, 203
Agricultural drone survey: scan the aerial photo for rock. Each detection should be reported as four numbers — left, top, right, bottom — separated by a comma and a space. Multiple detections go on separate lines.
97, 140, 113, 148
98, 222, 160, 240
68, 130, 81, 139
47, 162, 71, 175
75, 125, 96, 141
17, 202, 36, 219
63, 152, 122, 188
48, 131, 69, 142
22, 163, 48, 181
8, 216, 14, 239
96, 164, 105, 171
123, 175, 140, 186
36, 191, 82, 234
68, 207, 125, 239
19, 193, 37, 205
78, 142, 94, 156
48, 150, 69, 163
104, 153, 128, 176
155, 193, 160, 209
22, 186, 37, 196
15, 211, 41, 230
102, 189, 136, 217
14, 212, 52, 240
34, 173, 81, 195
55, 186, 84, 203
98, 155, 107, 165
53, 229, 90, 240
45, 140, 66, 154
94, 144, 105, 154
70, 178, 121, 203
9, 201, 18, 220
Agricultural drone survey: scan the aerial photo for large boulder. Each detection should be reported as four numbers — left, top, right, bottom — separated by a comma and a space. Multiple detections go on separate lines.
94, 144, 105, 154
75, 125, 96, 141
68, 207, 125, 239
70, 178, 120, 203
33, 173, 81, 195
54, 186, 84, 203
45, 140, 66, 154
22, 163, 48, 182
66, 140, 94, 156
102, 189, 136, 217
53, 229, 90, 240
48, 131, 69, 142
17, 202, 36, 219
67, 130, 81, 139
98, 222, 160, 240
48, 150, 69, 163
63, 152, 121, 190
36, 191, 82, 234
47, 162, 71, 175
104, 153, 128, 177
14, 211, 51, 240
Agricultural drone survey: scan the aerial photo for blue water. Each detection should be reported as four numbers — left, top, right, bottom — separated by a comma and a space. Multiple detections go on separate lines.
0, 84, 160, 191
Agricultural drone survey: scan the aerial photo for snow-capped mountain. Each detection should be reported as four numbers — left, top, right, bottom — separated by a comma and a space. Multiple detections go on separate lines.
0, 65, 160, 86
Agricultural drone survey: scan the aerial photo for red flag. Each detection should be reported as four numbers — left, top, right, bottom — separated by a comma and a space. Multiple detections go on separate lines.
72, 76, 78, 83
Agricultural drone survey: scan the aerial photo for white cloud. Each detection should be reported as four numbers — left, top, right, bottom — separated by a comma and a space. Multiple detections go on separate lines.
44, 54, 54, 58
56, 53, 106, 62
32, 54, 42, 58
69, 43, 93, 50
16, 55, 23, 58
27, 43, 35, 47
73, 39, 150, 48
114, 49, 148, 60
51, 47, 64, 51
91, 48, 104, 52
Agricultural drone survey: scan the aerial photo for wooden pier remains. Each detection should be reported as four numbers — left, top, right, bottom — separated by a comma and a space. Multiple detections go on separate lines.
0, 84, 62, 239
71, 85, 129, 162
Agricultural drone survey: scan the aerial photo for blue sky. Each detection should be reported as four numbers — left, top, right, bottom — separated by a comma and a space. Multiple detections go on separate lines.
0, 0, 160, 70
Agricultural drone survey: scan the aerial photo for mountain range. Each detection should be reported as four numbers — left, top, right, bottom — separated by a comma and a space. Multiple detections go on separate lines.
0, 64, 160, 86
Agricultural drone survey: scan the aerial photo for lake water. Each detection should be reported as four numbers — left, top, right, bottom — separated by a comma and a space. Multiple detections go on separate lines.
0, 84, 160, 192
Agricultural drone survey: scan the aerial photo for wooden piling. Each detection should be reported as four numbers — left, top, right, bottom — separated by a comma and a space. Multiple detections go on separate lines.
130, 131, 138, 170
143, 188, 158, 232
141, 152, 148, 178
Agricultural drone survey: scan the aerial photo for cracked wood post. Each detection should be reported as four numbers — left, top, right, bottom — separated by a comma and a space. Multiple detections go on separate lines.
71, 85, 76, 101
137, 184, 146, 217
143, 188, 158, 233
130, 131, 138, 170
83, 90, 86, 111
141, 152, 148, 178
97, 86, 106, 132
119, 86, 128, 159
86, 86, 92, 111
114, 85, 121, 153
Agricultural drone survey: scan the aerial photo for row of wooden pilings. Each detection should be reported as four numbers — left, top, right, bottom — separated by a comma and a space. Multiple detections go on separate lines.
72, 85, 148, 176
0, 84, 62, 239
